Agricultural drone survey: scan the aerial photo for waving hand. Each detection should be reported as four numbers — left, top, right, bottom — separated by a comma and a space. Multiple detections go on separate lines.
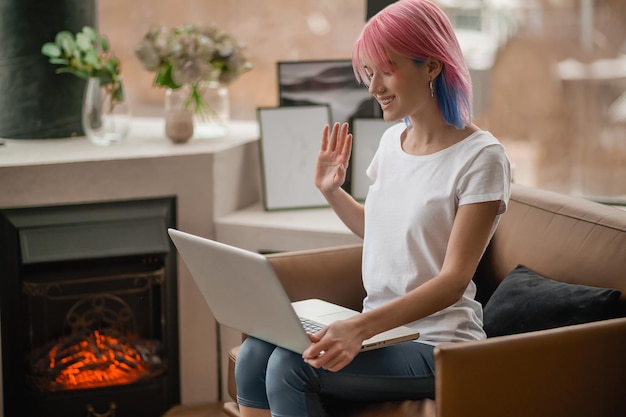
315, 123, 353, 195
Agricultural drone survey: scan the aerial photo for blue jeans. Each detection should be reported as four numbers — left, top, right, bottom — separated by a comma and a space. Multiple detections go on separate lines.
235, 337, 435, 417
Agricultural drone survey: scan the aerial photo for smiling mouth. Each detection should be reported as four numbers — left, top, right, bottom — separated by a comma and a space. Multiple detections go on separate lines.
378, 96, 394, 106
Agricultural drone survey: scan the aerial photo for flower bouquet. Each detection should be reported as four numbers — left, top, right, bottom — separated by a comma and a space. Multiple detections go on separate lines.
135, 24, 252, 140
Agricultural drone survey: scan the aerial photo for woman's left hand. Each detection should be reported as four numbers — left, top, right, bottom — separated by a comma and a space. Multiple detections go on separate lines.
302, 318, 364, 372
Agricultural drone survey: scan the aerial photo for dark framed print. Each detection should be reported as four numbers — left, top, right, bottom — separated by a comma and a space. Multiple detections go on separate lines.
277, 59, 381, 126
257, 105, 331, 211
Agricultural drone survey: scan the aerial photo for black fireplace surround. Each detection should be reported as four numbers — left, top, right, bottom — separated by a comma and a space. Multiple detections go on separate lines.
0, 197, 180, 417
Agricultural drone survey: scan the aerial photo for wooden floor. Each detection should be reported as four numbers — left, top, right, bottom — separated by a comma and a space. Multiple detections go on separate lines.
162, 402, 228, 417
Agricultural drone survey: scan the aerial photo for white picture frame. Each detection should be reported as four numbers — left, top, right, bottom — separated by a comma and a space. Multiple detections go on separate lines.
351, 118, 399, 201
257, 105, 331, 211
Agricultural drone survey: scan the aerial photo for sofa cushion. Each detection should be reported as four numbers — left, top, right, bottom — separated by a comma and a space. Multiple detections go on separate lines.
483, 264, 622, 337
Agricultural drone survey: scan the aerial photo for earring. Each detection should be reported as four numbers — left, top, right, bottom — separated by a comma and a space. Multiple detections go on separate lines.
429, 79, 434, 98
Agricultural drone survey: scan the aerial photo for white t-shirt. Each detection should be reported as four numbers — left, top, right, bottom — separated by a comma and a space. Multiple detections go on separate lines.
362, 122, 511, 345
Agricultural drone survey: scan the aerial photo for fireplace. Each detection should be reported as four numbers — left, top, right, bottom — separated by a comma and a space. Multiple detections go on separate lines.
0, 197, 180, 417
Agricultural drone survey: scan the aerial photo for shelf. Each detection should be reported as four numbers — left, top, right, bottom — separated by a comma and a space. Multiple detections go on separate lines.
215, 202, 361, 253
0, 118, 259, 167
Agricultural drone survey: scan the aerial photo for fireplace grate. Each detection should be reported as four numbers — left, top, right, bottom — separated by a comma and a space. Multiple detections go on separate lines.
24, 268, 168, 392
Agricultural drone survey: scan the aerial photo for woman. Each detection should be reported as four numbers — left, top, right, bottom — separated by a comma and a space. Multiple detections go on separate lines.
235, 1, 511, 415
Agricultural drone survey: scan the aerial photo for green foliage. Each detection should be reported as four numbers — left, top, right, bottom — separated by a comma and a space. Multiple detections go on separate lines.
41, 26, 124, 103
154, 65, 179, 90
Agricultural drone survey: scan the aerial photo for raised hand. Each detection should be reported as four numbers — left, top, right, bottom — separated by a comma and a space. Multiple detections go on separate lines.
315, 122, 353, 195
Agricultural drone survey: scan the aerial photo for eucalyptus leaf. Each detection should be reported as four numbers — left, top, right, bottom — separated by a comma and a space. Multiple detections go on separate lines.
105, 57, 120, 72
49, 58, 70, 65
81, 26, 98, 41
84, 49, 99, 68
76, 32, 94, 52
61, 36, 76, 56
41, 43, 61, 58
55, 31, 73, 46
94, 69, 113, 84
73, 69, 90, 79
104, 62, 116, 75
100, 36, 110, 52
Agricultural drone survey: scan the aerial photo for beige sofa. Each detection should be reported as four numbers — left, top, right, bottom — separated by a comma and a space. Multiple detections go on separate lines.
223, 184, 626, 417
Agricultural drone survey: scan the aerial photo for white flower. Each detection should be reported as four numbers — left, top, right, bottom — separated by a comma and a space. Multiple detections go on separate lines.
134, 26, 173, 71
172, 59, 212, 85
135, 23, 251, 88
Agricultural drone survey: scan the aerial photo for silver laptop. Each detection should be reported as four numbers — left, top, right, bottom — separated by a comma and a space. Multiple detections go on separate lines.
168, 228, 419, 354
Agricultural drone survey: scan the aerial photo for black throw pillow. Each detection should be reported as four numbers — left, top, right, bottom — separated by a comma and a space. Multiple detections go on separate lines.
483, 264, 622, 337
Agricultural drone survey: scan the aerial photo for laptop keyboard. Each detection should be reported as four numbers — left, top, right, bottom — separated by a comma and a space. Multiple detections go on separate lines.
299, 317, 324, 333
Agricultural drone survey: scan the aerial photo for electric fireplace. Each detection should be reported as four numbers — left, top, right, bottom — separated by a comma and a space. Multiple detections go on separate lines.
0, 197, 180, 417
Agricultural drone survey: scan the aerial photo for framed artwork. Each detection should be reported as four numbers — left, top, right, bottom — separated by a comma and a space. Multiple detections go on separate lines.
277, 59, 383, 194
257, 105, 331, 211
351, 118, 399, 201
277, 59, 381, 126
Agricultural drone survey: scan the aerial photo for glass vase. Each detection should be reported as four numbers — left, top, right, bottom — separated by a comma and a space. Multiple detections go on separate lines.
193, 81, 230, 139
165, 82, 230, 141
82, 77, 131, 146
164, 88, 194, 144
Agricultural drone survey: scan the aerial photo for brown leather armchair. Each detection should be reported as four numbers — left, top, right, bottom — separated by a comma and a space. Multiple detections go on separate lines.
223, 184, 626, 417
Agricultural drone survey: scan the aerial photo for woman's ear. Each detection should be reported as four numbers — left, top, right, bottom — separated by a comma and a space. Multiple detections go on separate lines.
426, 58, 443, 79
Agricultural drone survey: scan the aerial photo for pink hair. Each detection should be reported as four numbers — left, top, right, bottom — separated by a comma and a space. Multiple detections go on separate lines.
352, 0, 472, 128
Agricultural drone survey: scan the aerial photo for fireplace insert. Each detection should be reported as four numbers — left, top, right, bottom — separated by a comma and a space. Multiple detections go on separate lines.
0, 197, 180, 417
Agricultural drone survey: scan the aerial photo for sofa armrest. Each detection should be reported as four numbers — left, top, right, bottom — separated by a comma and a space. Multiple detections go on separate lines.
435, 317, 626, 417
266, 244, 365, 311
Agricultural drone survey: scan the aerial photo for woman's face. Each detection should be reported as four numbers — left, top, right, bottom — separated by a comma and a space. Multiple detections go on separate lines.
364, 51, 432, 122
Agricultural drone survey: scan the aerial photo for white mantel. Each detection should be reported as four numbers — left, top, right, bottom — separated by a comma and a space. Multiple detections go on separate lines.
0, 118, 361, 413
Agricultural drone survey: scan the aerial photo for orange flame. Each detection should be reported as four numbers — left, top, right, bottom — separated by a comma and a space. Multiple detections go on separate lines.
47, 330, 149, 390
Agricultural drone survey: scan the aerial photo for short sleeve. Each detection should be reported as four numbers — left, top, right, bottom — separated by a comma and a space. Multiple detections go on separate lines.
457, 143, 511, 215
